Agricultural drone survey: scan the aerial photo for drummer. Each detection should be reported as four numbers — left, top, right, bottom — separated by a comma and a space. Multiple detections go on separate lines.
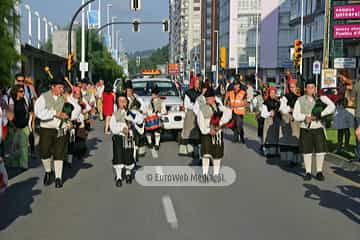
145, 85, 166, 158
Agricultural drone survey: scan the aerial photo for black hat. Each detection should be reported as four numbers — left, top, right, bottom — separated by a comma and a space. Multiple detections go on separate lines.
305, 79, 316, 86
151, 85, 160, 95
80, 78, 88, 84
204, 88, 216, 98
51, 78, 65, 85
124, 80, 133, 89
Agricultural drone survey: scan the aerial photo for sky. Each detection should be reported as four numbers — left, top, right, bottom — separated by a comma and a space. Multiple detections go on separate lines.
20, 0, 169, 53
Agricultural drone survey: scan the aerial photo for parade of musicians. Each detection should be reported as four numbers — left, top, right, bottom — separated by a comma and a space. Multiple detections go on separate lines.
0, 0, 359, 239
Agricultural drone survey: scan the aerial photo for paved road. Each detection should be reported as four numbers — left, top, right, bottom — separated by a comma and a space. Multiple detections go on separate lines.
1, 120, 359, 240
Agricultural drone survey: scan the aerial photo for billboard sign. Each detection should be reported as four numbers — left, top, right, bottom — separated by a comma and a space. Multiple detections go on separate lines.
321, 69, 337, 89
334, 24, 360, 39
334, 5, 360, 19
334, 58, 357, 69
168, 64, 180, 75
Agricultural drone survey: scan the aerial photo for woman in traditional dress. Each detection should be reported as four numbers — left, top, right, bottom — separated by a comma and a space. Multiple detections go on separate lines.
279, 79, 301, 166
261, 86, 281, 157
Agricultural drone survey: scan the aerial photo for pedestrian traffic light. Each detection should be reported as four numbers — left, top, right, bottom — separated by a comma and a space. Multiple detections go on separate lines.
162, 20, 169, 33
132, 20, 140, 32
293, 39, 302, 68
67, 52, 75, 71
130, 0, 142, 11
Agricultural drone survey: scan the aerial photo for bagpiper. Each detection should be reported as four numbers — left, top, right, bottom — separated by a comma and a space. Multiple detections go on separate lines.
293, 79, 335, 181
34, 78, 71, 188
110, 93, 143, 187
197, 88, 232, 176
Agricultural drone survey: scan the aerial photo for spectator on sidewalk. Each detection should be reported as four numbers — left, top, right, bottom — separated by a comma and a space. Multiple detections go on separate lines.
351, 74, 360, 162
7, 85, 31, 170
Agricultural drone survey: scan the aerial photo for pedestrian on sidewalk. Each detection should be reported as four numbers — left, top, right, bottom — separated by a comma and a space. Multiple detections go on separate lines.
7, 85, 31, 170
293, 79, 335, 181
102, 84, 115, 134
0, 100, 8, 193
351, 74, 360, 162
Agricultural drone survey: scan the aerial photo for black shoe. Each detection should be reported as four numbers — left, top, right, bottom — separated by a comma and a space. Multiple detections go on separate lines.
240, 137, 245, 144
55, 178, 63, 188
304, 173, 312, 181
154, 145, 160, 151
116, 179, 123, 187
126, 174, 132, 184
43, 172, 52, 186
316, 172, 324, 181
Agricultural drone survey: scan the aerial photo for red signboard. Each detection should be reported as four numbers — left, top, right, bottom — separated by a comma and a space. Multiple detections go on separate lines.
334, 5, 360, 19
168, 64, 180, 75
333, 24, 360, 39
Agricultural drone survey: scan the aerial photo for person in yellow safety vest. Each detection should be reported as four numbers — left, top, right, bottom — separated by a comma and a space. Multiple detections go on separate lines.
225, 80, 247, 143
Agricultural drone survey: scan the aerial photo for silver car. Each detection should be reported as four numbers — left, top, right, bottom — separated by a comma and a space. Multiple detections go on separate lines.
131, 78, 185, 139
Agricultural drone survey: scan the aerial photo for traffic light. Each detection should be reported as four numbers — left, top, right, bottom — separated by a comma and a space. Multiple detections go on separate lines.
220, 47, 227, 69
67, 52, 75, 71
130, 0, 142, 11
132, 20, 140, 32
293, 39, 303, 68
162, 20, 169, 32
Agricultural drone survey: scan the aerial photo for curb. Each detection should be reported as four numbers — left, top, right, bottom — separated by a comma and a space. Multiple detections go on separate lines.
243, 123, 360, 171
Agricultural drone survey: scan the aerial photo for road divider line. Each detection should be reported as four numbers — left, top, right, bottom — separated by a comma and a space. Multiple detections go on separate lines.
162, 195, 178, 229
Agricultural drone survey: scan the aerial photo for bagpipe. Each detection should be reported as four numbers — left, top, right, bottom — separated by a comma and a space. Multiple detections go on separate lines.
309, 96, 332, 128
209, 103, 234, 130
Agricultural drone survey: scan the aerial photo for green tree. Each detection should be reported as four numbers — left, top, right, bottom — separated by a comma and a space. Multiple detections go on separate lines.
128, 45, 169, 75
0, 0, 20, 86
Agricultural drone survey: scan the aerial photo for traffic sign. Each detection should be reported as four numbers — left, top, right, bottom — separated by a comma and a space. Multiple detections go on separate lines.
334, 58, 356, 69
168, 64, 180, 75
313, 61, 321, 75
80, 62, 89, 72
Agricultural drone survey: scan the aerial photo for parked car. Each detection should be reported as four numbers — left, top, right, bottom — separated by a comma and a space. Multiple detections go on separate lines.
131, 78, 185, 140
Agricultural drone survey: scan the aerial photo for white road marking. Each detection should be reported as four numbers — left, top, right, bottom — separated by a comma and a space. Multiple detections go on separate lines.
162, 195, 178, 229
155, 166, 164, 176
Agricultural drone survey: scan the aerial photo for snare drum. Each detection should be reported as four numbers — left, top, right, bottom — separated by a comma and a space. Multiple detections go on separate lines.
144, 114, 161, 131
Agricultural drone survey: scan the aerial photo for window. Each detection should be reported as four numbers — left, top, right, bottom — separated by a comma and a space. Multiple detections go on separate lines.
194, 7, 200, 11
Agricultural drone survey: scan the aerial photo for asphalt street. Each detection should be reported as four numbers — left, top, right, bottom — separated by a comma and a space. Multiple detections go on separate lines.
0, 120, 359, 240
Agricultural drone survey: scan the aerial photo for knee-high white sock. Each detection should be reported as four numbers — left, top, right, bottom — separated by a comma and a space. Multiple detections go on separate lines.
315, 153, 325, 173
113, 164, 124, 180
125, 163, 135, 175
133, 145, 138, 160
202, 157, 210, 175
303, 154, 312, 174
155, 132, 160, 146
54, 160, 63, 179
42, 158, 52, 173
213, 159, 221, 176
146, 134, 152, 145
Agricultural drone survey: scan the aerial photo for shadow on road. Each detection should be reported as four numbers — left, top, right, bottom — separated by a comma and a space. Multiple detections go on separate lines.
330, 166, 360, 184
303, 184, 360, 224
0, 177, 41, 231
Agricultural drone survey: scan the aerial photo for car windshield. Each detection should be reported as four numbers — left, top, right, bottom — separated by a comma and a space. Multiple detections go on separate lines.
132, 80, 179, 96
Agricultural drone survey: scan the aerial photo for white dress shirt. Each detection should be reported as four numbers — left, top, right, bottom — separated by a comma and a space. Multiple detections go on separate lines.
34, 94, 62, 129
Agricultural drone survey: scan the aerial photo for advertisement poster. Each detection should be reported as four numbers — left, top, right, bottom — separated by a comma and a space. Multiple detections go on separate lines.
334, 5, 360, 19
334, 24, 360, 39
321, 69, 337, 89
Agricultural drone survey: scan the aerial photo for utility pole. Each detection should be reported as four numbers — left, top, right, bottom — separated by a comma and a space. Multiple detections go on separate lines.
323, 0, 331, 69
81, 0, 86, 79
300, 0, 304, 75
34, 11, 41, 48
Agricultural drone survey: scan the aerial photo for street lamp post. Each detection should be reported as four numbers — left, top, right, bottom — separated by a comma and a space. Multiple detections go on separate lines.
202, 38, 206, 79
255, 0, 260, 90
107, 4, 112, 38
98, 0, 102, 36
34, 11, 41, 48
111, 16, 117, 50
49, 21, 54, 35
24, 4, 32, 45
300, 0, 304, 75
43, 17, 48, 42
81, 0, 86, 79
214, 30, 219, 88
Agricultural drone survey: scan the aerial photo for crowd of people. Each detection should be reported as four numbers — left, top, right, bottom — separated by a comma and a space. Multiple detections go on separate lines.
1, 69, 359, 192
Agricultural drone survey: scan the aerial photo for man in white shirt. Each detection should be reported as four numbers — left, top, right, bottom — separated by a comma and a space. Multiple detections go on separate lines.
96, 80, 105, 121
293, 80, 335, 181
34, 79, 70, 188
